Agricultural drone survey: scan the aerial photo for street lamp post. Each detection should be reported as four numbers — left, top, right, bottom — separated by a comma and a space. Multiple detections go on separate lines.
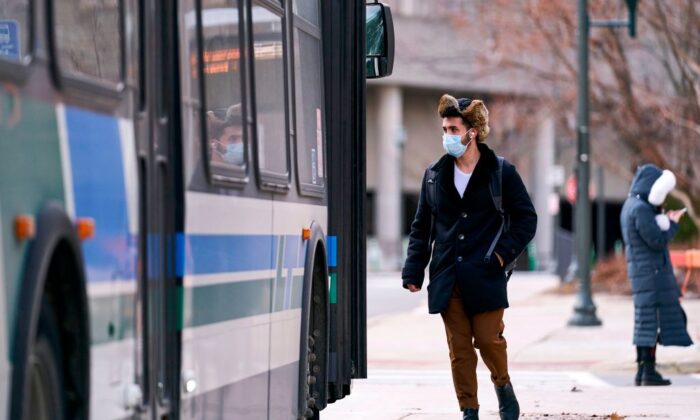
568, 0, 636, 327
569, 0, 600, 326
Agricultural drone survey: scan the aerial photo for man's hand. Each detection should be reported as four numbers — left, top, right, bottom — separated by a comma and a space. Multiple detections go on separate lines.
407, 284, 421, 293
667, 208, 687, 223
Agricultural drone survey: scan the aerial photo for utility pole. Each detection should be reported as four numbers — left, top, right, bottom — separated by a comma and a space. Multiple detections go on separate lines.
568, 0, 636, 327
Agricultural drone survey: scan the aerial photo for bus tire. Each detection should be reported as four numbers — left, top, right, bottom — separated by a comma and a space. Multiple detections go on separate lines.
27, 300, 66, 420
305, 258, 326, 420
10, 203, 90, 420
298, 224, 329, 420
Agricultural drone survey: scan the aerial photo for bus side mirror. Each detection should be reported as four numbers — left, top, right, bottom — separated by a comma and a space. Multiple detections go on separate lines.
365, 3, 394, 79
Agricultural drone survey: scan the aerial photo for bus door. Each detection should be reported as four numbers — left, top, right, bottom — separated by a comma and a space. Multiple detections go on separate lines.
176, 1, 274, 417
135, 1, 183, 418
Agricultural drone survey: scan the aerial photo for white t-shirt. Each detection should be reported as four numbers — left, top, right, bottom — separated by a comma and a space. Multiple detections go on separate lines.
454, 162, 472, 198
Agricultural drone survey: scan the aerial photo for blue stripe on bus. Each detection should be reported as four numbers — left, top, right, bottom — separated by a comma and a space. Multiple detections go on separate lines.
176, 232, 186, 277
182, 234, 304, 274
283, 234, 303, 269
65, 107, 137, 282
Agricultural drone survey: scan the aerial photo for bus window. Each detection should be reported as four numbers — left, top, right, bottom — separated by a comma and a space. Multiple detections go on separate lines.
251, 2, 289, 182
53, 0, 122, 83
292, 1, 325, 192
201, 0, 247, 174
0, 1, 29, 64
293, 0, 319, 26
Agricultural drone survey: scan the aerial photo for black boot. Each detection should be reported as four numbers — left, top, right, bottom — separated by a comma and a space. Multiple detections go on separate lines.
494, 382, 520, 420
638, 346, 671, 386
462, 407, 479, 420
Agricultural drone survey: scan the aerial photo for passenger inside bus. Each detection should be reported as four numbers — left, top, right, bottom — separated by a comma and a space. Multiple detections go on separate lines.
207, 104, 244, 166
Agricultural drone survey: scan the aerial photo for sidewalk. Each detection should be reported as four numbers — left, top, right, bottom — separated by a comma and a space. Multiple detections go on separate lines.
323, 272, 700, 420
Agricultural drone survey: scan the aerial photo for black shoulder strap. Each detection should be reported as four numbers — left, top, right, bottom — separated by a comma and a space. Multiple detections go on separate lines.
490, 156, 504, 215
425, 160, 439, 246
485, 156, 505, 263
425, 160, 439, 213
486, 156, 518, 279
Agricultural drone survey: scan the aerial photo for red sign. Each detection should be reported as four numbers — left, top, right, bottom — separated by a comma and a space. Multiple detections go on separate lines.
566, 175, 577, 204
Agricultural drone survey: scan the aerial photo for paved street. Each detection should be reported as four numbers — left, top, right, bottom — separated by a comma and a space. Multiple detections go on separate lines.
324, 272, 700, 420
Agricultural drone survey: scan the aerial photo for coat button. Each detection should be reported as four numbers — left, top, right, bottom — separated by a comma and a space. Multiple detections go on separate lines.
461, 212, 468, 218
458, 234, 465, 240
457, 256, 463, 262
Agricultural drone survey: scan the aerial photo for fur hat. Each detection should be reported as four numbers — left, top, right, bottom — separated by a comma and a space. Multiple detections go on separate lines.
437, 94, 490, 141
207, 104, 242, 139
207, 103, 242, 126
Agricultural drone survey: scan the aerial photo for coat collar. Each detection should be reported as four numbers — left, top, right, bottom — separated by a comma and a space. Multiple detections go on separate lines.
431, 142, 499, 173
432, 143, 499, 200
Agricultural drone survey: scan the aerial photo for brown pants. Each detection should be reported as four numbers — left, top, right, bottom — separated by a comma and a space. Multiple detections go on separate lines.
440, 287, 510, 410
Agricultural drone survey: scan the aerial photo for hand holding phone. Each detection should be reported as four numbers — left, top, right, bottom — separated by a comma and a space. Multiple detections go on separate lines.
668, 208, 687, 223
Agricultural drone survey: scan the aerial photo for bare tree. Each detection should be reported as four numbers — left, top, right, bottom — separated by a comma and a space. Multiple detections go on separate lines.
458, 0, 700, 229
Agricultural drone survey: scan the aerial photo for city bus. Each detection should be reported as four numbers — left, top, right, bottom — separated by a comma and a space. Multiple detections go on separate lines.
0, 0, 393, 419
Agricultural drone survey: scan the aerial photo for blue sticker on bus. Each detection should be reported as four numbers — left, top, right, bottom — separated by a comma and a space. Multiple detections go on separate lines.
65, 107, 136, 282
327, 235, 337, 268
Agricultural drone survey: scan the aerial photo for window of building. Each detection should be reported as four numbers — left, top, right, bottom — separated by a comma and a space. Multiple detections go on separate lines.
0, 0, 30, 64
251, 2, 289, 184
53, 0, 123, 84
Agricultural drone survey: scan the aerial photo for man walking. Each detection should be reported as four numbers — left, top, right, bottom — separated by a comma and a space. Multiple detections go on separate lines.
402, 94, 537, 420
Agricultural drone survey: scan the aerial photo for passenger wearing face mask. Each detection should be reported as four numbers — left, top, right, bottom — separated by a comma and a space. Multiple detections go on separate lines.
402, 94, 537, 420
207, 106, 244, 166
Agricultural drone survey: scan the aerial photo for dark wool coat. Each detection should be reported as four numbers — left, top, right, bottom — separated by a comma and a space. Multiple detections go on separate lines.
402, 143, 537, 315
620, 165, 693, 347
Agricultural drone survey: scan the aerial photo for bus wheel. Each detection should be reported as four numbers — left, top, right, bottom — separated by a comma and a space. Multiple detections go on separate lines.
303, 258, 326, 420
303, 333, 320, 419
27, 300, 65, 420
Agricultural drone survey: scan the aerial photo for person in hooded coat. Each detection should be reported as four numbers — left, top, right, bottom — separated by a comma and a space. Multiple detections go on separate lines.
620, 164, 693, 386
402, 94, 537, 420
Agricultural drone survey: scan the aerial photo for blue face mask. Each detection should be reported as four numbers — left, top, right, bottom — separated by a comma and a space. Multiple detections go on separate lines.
222, 143, 244, 165
442, 133, 471, 158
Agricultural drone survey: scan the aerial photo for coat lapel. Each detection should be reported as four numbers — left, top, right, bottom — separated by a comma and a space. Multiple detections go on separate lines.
432, 144, 499, 204
435, 156, 461, 202
461, 147, 492, 197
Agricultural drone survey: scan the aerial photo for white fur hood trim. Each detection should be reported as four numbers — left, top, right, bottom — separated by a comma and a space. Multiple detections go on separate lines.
655, 214, 671, 231
648, 170, 676, 206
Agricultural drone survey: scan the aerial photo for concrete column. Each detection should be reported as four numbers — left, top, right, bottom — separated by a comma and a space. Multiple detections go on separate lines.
376, 86, 404, 270
532, 115, 556, 270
